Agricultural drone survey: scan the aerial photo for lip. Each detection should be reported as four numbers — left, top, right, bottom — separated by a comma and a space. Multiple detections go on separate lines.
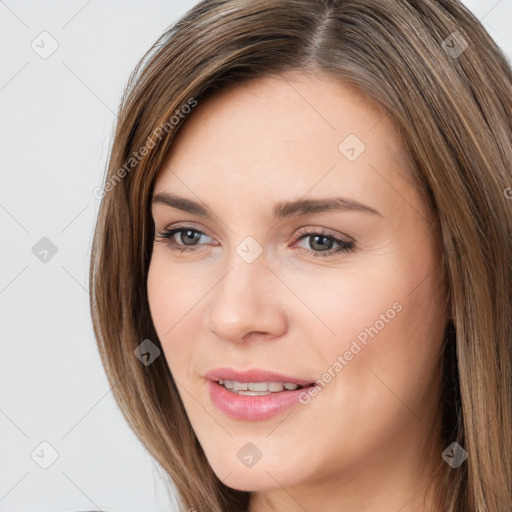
204, 367, 314, 387
205, 367, 315, 421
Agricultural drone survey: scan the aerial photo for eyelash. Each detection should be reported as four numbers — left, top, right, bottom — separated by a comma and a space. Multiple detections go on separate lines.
154, 225, 355, 258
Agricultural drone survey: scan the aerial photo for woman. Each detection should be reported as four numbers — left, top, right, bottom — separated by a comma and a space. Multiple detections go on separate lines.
89, 1, 512, 511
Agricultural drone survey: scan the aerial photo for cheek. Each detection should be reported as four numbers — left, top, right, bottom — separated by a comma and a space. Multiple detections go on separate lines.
302, 251, 446, 404
147, 259, 194, 371
306, 288, 405, 399
283, 264, 401, 358
147, 260, 170, 336
147, 256, 204, 331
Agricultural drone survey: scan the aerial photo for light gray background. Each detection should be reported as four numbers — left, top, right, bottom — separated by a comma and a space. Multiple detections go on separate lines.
1, 1, 510, 511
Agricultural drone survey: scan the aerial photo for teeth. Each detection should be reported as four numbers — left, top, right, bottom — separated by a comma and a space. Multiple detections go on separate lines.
269, 382, 284, 392
218, 380, 303, 393
246, 382, 268, 391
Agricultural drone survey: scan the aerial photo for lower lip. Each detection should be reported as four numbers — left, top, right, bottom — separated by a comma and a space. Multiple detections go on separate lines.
208, 380, 309, 420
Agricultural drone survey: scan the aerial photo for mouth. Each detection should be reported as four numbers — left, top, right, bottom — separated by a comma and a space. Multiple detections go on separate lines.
205, 368, 316, 420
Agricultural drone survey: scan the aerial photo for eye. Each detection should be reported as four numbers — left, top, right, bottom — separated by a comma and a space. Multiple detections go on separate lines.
154, 225, 213, 253
293, 227, 355, 258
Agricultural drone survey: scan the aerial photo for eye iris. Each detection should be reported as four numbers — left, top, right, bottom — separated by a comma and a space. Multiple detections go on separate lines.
180, 230, 201, 245
310, 235, 332, 251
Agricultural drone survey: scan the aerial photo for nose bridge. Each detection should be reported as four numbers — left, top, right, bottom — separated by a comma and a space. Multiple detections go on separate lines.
205, 244, 286, 342
216, 231, 268, 302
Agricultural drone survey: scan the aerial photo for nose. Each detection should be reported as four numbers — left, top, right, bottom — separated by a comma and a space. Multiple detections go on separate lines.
204, 255, 288, 343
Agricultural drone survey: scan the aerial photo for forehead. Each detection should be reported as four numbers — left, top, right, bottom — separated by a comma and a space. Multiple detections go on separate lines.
154, 73, 421, 222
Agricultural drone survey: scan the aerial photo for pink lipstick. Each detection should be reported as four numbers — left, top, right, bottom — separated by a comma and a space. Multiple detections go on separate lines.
205, 367, 315, 421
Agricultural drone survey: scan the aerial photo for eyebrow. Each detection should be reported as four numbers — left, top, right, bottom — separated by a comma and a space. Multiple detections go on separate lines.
151, 192, 383, 219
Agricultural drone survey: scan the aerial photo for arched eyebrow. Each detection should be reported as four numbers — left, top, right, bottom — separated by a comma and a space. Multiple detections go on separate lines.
151, 192, 383, 218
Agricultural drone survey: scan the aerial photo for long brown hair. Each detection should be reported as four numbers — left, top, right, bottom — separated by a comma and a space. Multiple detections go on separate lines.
89, 1, 512, 510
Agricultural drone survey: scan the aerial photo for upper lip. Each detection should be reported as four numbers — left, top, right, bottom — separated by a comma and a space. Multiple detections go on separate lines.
204, 367, 315, 387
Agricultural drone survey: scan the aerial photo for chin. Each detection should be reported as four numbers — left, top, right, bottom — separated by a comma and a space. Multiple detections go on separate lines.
221, 472, 285, 492
209, 457, 304, 492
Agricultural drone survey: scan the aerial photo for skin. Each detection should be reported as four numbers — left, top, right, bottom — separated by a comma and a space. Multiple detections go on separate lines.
147, 71, 451, 512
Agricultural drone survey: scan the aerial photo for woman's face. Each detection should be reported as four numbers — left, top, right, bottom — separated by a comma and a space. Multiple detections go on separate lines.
147, 73, 450, 503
